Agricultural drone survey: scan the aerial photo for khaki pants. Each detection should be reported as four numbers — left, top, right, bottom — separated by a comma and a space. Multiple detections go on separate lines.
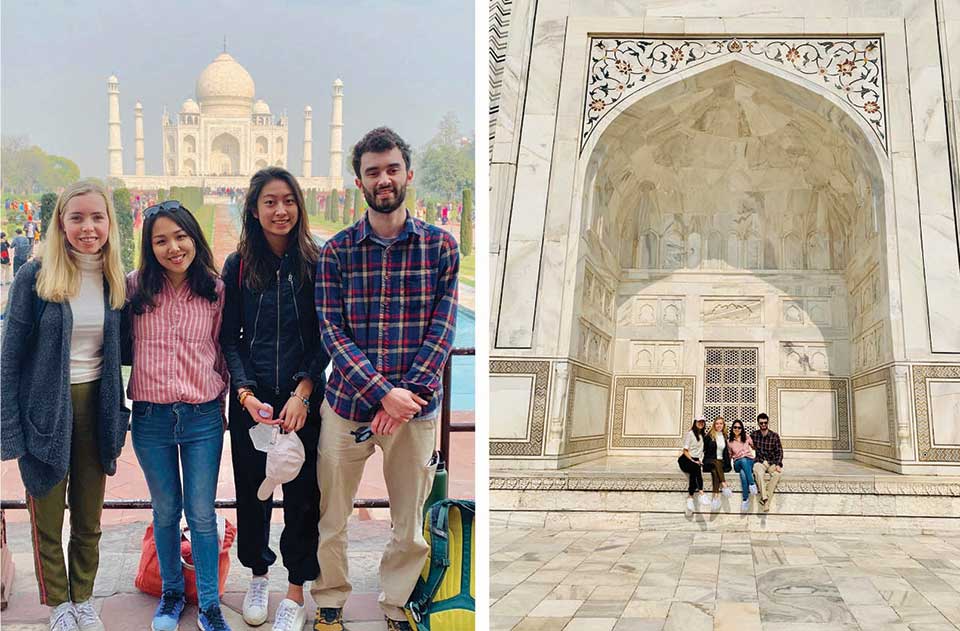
752, 460, 782, 510
26, 381, 106, 607
311, 400, 437, 621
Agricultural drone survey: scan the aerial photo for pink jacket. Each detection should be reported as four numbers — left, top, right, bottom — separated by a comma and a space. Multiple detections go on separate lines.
728, 435, 754, 460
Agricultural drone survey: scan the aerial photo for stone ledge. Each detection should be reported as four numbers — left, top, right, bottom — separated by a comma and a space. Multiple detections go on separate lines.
490, 472, 960, 496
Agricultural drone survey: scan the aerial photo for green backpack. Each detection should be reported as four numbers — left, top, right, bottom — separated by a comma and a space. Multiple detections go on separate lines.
405, 499, 475, 631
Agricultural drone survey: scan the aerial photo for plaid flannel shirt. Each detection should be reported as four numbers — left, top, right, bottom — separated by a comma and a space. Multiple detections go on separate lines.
750, 428, 783, 468
315, 213, 459, 422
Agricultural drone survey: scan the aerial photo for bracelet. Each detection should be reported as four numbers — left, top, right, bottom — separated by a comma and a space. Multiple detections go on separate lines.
290, 392, 310, 407
238, 389, 253, 406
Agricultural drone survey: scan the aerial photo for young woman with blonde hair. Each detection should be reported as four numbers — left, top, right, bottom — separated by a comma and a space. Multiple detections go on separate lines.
701, 416, 733, 510
1, 180, 129, 631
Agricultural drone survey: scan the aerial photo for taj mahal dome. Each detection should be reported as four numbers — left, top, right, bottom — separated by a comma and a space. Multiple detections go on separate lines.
107, 51, 344, 191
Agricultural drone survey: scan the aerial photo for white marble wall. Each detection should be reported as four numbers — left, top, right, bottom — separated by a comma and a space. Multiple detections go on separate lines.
490, 2, 960, 468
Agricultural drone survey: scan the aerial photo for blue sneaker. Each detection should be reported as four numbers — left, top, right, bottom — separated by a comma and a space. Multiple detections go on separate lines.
197, 604, 231, 631
151, 591, 185, 631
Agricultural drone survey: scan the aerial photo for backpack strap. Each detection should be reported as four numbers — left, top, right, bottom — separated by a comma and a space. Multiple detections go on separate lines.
408, 501, 456, 623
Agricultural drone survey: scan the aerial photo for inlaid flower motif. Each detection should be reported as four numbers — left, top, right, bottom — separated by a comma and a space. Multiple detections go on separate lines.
838, 59, 856, 75
615, 59, 632, 74
785, 47, 800, 62
728, 40, 742, 53
590, 99, 606, 112
864, 101, 879, 114
670, 47, 684, 63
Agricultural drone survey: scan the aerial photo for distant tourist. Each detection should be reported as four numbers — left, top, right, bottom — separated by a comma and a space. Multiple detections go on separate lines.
11, 228, 33, 276
24, 216, 38, 240
1, 180, 129, 631
728, 419, 758, 511
0, 232, 10, 283
702, 417, 733, 510
124, 200, 232, 631
312, 127, 458, 631
678, 417, 707, 514
751, 413, 783, 512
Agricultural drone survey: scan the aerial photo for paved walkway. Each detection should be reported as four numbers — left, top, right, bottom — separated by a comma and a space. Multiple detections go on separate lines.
491, 528, 960, 631
2, 519, 394, 630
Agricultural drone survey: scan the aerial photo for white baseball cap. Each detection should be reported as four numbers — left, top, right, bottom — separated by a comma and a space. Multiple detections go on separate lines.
257, 430, 305, 501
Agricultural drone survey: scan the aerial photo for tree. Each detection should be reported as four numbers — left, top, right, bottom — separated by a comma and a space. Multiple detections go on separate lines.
326, 188, 338, 222
40, 193, 57, 230
341, 191, 351, 224
1, 136, 79, 195
426, 200, 438, 224
460, 188, 473, 256
352, 188, 362, 222
415, 113, 474, 203
405, 185, 417, 218
112, 188, 135, 272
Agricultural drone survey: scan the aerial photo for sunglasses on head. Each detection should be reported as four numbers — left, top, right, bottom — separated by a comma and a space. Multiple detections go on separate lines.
144, 200, 185, 219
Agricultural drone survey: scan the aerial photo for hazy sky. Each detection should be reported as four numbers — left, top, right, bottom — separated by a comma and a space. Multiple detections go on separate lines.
1, 0, 475, 179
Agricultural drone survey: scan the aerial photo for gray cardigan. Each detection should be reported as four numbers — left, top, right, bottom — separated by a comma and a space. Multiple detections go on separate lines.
1, 259, 129, 497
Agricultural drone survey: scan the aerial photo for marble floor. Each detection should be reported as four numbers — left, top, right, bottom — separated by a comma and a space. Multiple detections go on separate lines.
491, 527, 960, 631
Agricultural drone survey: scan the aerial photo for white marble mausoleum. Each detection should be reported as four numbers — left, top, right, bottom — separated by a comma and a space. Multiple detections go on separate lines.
489, 1, 960, 475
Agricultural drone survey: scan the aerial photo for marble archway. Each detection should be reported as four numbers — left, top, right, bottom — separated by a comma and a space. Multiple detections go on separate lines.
559, 57, 904, 465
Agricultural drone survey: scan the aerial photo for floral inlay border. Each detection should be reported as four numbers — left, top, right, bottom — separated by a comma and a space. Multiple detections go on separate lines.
582, 37, 886, 153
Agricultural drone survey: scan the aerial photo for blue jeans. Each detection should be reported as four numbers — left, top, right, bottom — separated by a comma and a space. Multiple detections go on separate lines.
132, 400, 223, 610
734, 457, 756, 500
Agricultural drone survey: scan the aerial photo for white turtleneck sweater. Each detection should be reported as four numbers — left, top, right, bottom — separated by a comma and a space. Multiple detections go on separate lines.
69, 251, 106, 383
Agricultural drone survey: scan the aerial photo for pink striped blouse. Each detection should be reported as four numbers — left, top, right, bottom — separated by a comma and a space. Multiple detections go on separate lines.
126, 272, 228, 404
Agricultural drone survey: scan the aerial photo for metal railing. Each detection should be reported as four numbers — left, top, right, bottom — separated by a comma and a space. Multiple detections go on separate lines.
1, 347, 476, 511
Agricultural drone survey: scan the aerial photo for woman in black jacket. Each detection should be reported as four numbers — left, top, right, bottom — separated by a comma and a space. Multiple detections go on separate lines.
701, 416, 733, 511
220, 167, 329, 630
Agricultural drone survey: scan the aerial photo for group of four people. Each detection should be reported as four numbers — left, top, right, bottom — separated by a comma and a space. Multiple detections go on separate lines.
679, 413, 783, 514
1, 127, 459, 631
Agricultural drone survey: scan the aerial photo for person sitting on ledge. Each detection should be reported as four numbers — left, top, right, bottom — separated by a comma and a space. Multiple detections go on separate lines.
701, 416, 733, 510
751, 413, 783, 513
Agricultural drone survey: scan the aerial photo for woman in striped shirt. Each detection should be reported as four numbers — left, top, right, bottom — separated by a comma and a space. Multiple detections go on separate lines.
124, 201, 232, 631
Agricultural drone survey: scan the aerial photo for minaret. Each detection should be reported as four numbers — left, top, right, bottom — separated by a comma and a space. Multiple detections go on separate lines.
302, 105, 313, 178
107, 75, 123, 177
134, 102, 145, 176
329, 78, 343, 179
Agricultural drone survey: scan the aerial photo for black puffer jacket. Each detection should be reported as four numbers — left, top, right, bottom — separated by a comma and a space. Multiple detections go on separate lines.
220, 250, 328, 399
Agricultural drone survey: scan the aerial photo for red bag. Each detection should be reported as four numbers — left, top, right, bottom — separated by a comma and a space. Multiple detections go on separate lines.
135, 517, 236, 604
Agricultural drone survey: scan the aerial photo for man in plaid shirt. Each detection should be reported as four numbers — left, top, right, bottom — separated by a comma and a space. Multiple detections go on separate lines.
751, 412, 784, 512
311, 127, 458, 631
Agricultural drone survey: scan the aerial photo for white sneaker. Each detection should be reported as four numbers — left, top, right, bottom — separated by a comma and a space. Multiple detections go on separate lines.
749, 484, 758, 495
271, 599, 305, 631
722, 487, 733, 497
73, 601, 105, 631
243, 575, 270, 626
698, 494, 711, 506
49, 602, 79, 631
711, 497, 721, 511
685, 498, 695, 514
741, 499, 750, 512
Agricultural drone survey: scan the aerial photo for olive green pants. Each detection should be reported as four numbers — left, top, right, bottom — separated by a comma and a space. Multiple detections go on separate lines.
25, 380, 106, 606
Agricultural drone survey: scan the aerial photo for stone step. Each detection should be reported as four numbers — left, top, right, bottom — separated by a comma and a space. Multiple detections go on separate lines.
491, 457, 960, 534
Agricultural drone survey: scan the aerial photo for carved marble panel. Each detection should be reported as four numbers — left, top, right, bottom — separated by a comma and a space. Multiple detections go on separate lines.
627, 296, 684, 327
490, 360, 550, 457
702, 297, 762, 325
563, 362, 611, 455
780, 342, 834, 375
766, 378, 851, 451
490, 375, 534, 440
629, 341, 684, 374
913, 365, 960, 463
611, 376, 696, 448
852, 368, 896, 459
582, 37, 886, 152
853, 322, 885, 373
577, 319, 612, 370
779, 390, 838, 439
582, 264, 615, 326
779, 297, 833, 328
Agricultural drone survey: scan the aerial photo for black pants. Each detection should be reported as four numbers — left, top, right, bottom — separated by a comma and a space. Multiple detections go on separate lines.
228, 390, 320, 586
678, 456, 703, 496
